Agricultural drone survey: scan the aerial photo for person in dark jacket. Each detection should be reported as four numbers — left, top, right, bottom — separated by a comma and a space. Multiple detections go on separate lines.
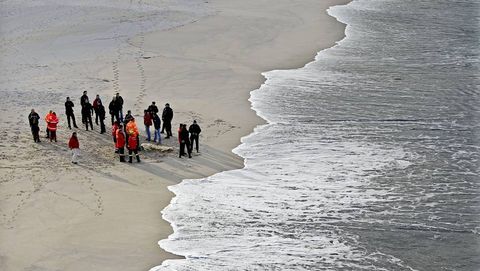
188, 120, 202, 153
28, 109, 41, 142
108, 96, 120, 125
152, 112, 161, 144
65, 97, 78, 129
147, 101, 159, 115
161, 103, 173, 138
82, 101, 94, 131
115, 92, 124, 122
98, 102, 106, 134
179, 124, 191, 158
80, 91, 89, 124
92, 94, 102, 125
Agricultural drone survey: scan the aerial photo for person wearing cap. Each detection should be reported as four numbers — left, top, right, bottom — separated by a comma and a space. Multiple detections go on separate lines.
161, 103, 173, 138
189, 120, 202, 153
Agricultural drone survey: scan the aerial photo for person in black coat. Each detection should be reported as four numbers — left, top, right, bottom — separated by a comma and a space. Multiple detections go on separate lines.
188, 120, 202, 153
80, 91, 89, 124
28, 109, 41, 142
161, 103, 173, 138
98, 102, 106, 134
179, 124, 191, 158
115, 92, 124, 122
109, 97, 120, 125
65, 97, 78, 129
148, 101, 159, 115
82, 101, 94, 131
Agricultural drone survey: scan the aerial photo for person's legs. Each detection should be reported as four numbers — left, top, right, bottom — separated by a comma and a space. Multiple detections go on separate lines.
135, 150, 140, 162
67, 114, 72, 129
179, 142, 184, 157
119, 109, 123, 122
128, 149, 133, 163
45, 127, 50, 138
119, 147, 125, 162
100, 119, 106, 133
72, 114, 78, 128
95, 110, 99, 125
187, 141, 192, 158
145, 125, 151, 141
72, 148, 79, 164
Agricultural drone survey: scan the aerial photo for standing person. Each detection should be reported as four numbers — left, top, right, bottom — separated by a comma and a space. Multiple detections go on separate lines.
65, 97, 78, 129
82, 101, 94, 131
112, 121, 120, 143
92, 94, 102, 125
161, 103, 173, 138
189, 120, 202, 153
147, 101, 158, 115
68, 132, 80, 164
116, 124, 126, 162
143, 109, 152, 141
28, 109, 41, 143
47, 112, 59, 142
80, 91, 89, 124
179, 124, 191, 158
115, 92, 124, 122
127, 132, 141, 163
109, 96, 119, 124
44, 110, 53, 139
152, 112, 161, 144
98, 101, 106, 134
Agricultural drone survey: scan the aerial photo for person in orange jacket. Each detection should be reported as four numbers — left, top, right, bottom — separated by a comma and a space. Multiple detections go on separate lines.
47, 112, 59, 142
44, 110, 53, 138
115, 124, 126, 162
68, 132, 80, 164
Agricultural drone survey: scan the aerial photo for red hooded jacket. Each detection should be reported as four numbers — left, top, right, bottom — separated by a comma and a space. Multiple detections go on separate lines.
68, 136, 79, 149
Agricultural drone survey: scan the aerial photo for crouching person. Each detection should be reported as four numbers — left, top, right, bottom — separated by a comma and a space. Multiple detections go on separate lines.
116, 124, 126, 162
127, 135, 140, 163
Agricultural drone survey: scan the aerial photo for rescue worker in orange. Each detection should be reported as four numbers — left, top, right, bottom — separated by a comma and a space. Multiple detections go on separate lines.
115, 124, 126, 162
44, 110, 53, 138
47, 112, 59, 142
125, 117, 140, 163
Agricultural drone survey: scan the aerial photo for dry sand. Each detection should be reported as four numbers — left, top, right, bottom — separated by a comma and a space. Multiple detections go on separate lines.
0, 0, 349, 270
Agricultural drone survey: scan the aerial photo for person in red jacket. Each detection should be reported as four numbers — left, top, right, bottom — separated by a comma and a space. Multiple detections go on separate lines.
68, 132, 80, 164
127, 132, 140, 163
116, 124, 126, 162
112, 121, 120, 143
47, 112, 59, 142
143, 109, 152, 141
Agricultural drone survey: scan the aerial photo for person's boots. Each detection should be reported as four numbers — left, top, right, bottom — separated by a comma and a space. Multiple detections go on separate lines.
129, 156, 132, 163
136, 155, 141, 163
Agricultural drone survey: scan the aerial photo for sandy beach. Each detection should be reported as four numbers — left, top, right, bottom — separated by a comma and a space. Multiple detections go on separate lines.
0, 0, 349, 270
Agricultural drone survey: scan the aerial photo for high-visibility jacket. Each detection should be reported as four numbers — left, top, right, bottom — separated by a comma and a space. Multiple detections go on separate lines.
116, 129, 125, 148
126, 120, 139, 137
127, 136, 138, 150
112, 123, 119, 137
47, 115, 59, 131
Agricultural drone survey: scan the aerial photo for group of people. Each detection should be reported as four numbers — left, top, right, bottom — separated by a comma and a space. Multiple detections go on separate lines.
27, 91, 203, 164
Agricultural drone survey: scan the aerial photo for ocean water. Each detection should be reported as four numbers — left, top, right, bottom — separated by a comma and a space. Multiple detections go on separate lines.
155, 0, 480, 270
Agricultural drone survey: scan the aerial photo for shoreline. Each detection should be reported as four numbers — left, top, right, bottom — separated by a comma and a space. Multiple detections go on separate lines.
146, 0, 352, 266
0, 0, 351, 270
